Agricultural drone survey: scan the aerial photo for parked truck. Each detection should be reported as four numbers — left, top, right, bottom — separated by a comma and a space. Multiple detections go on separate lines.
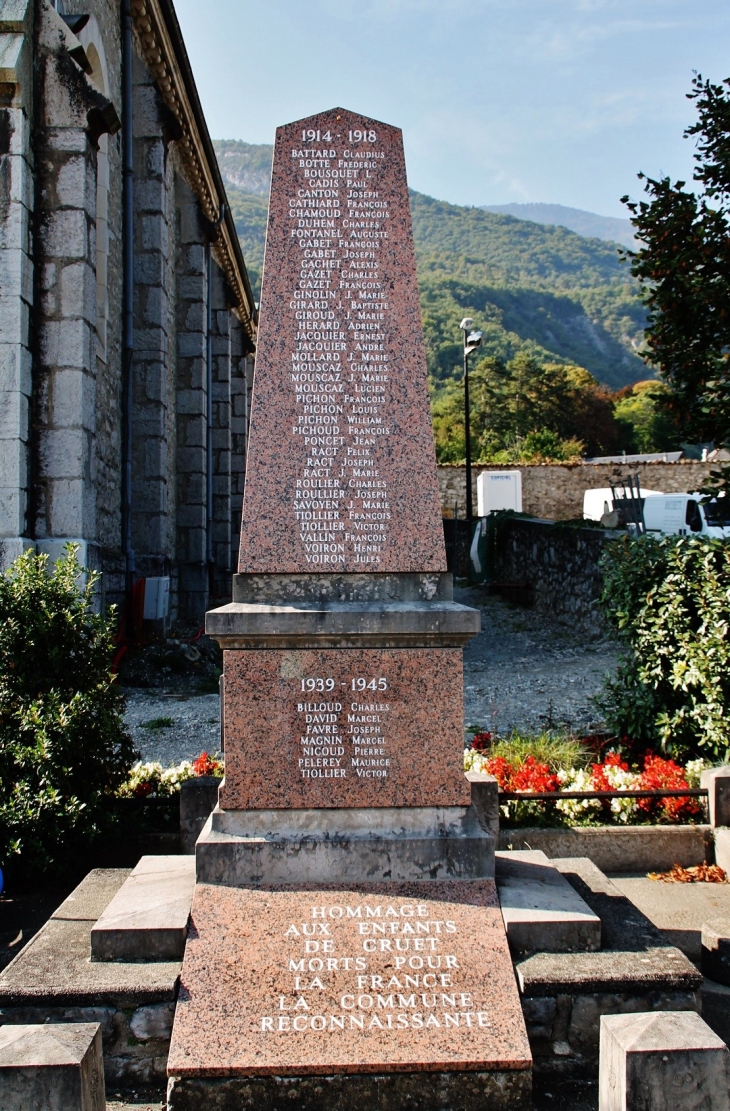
583, 487, 730, 538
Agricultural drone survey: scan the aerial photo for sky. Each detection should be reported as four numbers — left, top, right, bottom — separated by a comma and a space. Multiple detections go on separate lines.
174, 0, 730, 219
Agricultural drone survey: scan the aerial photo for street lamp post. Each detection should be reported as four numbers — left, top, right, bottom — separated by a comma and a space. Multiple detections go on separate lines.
459, 318, 483, 521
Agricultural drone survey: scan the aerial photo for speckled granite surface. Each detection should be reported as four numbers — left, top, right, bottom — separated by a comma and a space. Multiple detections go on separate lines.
167, 881, 531, 1078
220, 647, 469, 809
238, 108, 446, 574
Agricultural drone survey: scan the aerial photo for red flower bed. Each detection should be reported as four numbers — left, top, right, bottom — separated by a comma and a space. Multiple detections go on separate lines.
638, 755, 700, 821
481, 754, 558, 794
192, 751, 222, 777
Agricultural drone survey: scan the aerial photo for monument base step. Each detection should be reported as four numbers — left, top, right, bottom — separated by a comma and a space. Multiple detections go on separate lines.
167, 1067, 532, 1110
196, 804, 494, 885
167, 881, 532, 1099
495, 849, 601, 953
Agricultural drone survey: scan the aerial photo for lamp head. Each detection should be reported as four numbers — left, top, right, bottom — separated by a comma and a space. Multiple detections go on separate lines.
459, 317, 474, 331
465, 330, 483, 354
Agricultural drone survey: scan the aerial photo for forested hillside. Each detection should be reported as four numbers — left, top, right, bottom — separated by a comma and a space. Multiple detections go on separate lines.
216, 139, 646, 392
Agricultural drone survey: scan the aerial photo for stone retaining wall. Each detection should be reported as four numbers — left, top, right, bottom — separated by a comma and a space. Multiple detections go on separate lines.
438, 461, 713, 520
499, 826, 712, 872
492, 516, 611, 637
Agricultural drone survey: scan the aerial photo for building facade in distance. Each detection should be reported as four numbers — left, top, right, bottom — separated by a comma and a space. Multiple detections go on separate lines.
0, 0, 257, 622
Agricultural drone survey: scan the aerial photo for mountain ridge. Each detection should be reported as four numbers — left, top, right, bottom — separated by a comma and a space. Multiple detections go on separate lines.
213, 139, 646, 389
481, 203, 636, 249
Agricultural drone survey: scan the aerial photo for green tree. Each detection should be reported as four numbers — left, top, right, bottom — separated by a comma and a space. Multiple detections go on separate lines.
431, 353, 624, 463
0, 548, 137, 877
613, 381, 677, 453
598, 534, 730, 760
623, 74, 730, 446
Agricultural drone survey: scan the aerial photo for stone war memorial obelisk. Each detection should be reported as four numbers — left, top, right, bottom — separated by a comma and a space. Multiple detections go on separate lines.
166, 108, 532, 1109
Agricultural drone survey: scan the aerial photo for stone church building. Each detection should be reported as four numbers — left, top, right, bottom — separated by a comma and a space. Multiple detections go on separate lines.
0, 0, 257, 623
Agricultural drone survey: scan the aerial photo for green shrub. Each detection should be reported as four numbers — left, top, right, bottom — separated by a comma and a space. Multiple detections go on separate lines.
597, 534, 730, 761
0, 547, 137, 878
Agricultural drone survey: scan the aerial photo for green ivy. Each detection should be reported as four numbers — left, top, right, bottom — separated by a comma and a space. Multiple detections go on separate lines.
0, 547, 137, 878
597, 534, 730, 761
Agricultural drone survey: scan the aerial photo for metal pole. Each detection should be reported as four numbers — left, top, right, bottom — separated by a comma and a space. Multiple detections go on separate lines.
464, 336, 473, 521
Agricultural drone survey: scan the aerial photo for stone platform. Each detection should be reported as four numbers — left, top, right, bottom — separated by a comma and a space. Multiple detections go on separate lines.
167, 880, 532, 1109
0, 870, 181, 1087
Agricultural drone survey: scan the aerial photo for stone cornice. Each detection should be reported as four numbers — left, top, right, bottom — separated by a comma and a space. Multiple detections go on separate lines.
130, 0, 256, 345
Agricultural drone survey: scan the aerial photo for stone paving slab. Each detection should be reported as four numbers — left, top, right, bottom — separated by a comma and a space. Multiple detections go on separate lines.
0, 870, 180, 1010
0, 918, 180, 1009
53, 870, 132, 922
496, 850, 600, 953
90, 857, 195, 962
610, 874, 730, 960
517, 857, 702, 996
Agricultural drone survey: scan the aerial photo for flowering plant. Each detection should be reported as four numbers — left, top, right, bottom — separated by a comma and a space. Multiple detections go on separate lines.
464, 740, 711, 826
192, 751, 224, 777
117, 752, 223, 797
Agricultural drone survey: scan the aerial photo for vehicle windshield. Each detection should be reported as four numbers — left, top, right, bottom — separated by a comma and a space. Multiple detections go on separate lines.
702, 497, 730, 526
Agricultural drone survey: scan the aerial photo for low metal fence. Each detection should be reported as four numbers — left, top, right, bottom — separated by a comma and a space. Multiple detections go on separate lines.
499, 788, 708, 802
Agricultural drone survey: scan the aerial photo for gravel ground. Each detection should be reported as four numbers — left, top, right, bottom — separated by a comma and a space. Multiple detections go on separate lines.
458, 585, 620, 737
121, 590, 621, 766
122, 690, 221, 765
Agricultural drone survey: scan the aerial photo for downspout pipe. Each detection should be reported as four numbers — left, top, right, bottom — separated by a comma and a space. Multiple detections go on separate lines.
206, 208, 224, 597
206, 241, 213, 587
121, 0, 135, 615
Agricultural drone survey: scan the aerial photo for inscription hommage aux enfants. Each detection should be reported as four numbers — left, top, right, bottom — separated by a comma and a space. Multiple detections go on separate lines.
260, 900, 493, 1035
290, 122, 391, 566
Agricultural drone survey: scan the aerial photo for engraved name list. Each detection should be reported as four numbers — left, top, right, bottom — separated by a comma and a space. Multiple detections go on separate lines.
290, 123, 390, 567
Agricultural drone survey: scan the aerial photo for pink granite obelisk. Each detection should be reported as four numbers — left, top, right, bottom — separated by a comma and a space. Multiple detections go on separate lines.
168, 110, 531, 1108
237, 109, 445, 574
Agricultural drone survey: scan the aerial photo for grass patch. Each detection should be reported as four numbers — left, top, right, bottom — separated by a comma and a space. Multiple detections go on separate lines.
478, 730, 592, 771
140, 717, 174, 731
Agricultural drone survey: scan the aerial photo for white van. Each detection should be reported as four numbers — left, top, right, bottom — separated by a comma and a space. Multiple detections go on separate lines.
642, 493, 730, 539
583, 487, 663, 522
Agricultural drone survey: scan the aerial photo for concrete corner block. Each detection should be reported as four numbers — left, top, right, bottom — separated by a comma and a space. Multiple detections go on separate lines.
180, 776, 221, 854
0, 1022, 105, 1110
715, 829, 730, 876
465, 771, 499, 835
496, 849, 601, 953
702, 919, 730, 987
90, 855, 196, 961
599, 1011, 730, 1111
702, 767, 730, 828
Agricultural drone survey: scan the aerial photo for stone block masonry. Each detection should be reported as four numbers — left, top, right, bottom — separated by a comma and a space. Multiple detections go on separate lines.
438, 461, 714, 521
0, 869, 181, 1087
0, 2, 33, 569
516, 858, 702, 1078
492, 515, 611, 637
0, 0, 257, 621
